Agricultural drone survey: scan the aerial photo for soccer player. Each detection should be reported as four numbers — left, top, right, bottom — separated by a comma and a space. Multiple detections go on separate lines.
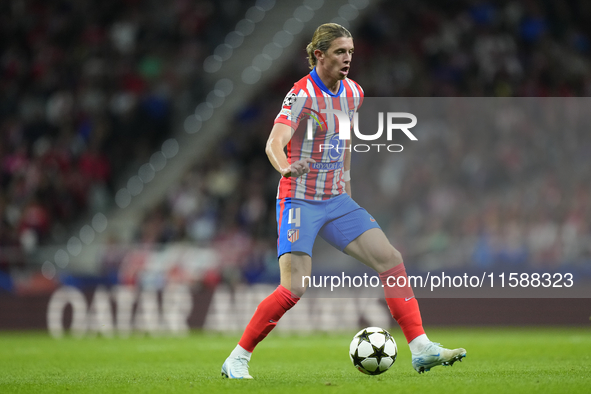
221, 23, 466, 379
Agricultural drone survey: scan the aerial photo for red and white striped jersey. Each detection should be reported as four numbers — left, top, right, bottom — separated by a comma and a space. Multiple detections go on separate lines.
274, 68, 364, 200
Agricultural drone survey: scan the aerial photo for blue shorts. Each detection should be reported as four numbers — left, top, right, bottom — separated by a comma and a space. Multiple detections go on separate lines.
276, 194, 381, 258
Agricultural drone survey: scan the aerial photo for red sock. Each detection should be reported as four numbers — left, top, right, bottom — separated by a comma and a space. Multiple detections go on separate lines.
238, 285, 299, 352
379, 263, 425, 343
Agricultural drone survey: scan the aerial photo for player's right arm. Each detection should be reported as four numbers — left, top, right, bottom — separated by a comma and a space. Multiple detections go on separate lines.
265, 122, 315, 178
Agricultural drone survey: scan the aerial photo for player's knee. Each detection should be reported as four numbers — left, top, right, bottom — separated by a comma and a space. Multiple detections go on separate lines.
289, 278, 308, 298
390, 247, 403, 266
374, 245, 402, 271
280, 276, 309, 297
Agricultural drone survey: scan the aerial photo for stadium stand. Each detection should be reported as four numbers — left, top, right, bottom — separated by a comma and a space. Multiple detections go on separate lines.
0, 0, 256, 276
2, 0, 591, 292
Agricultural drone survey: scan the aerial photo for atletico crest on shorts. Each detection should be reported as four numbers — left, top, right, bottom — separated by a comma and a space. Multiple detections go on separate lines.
287, 229, 299, 243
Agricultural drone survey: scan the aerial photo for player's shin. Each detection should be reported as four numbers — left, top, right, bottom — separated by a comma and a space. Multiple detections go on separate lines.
378, 263, 426, 344
237, 285, 300, 352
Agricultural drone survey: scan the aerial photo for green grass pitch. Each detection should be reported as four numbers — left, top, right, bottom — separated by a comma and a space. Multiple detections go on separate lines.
1, 327, 590, 393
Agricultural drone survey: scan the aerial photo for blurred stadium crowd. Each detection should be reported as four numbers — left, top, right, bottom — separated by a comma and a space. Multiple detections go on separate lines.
0, 0, 255, 271
2, 0, 591, 290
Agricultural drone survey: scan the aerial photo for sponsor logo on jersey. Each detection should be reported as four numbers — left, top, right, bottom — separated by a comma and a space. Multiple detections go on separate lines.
310, 162, 344, 171
328, 134, 344, 160
299, 106, 327, 132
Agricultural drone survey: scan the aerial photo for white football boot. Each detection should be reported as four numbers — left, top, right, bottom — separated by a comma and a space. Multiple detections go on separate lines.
411, 342, 466, 373
221, 356, 253, 379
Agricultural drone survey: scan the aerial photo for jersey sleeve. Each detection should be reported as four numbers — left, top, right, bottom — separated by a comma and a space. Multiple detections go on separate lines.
274, 88, 309, 129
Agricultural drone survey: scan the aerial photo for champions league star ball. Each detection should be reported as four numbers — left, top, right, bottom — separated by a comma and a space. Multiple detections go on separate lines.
349, 327, 397, 375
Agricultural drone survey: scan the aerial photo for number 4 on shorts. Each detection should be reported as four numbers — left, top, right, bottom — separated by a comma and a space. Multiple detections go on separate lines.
288, 207, 301, 227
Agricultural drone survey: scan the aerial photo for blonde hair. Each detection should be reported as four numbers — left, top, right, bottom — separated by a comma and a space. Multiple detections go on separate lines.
306, 23, 352, 69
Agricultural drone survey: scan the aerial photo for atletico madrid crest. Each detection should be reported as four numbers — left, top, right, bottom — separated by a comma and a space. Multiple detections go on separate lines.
287, 229, 299, 243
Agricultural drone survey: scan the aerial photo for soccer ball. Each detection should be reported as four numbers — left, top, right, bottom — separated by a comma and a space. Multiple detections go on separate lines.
349, 326, 397, 375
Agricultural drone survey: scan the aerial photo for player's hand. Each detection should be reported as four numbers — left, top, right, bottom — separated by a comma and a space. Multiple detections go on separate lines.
282, 158, 316, 178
